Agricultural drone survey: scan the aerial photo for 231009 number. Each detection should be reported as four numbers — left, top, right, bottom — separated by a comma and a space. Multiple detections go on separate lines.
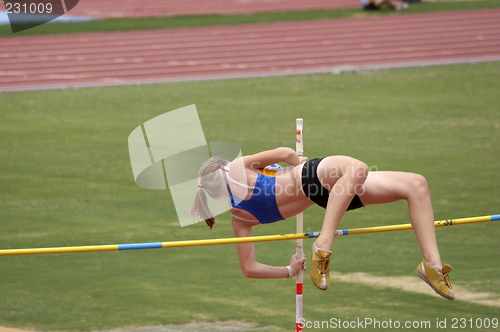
451, 318, 498, 329
5, 2, 53, 14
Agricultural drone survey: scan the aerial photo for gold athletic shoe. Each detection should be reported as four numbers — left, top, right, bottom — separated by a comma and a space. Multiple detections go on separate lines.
415, 259, 455, 300
310, 241, 332, 291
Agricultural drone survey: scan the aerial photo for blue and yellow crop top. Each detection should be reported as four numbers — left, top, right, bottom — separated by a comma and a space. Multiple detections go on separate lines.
227, 164, 284, 224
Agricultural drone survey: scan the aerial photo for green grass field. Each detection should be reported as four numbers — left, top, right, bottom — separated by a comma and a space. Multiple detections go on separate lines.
1, 62, 499, 331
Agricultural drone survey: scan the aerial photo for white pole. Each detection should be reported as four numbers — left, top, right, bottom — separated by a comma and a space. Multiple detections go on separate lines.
295, 118, 304, 332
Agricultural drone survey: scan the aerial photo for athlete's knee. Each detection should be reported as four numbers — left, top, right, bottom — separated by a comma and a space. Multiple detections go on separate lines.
350, 161, 369, 184
409, 173, 429, 197
339, 161, 368, 197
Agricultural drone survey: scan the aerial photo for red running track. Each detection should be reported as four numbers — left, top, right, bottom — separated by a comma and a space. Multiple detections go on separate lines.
1, 9, 500, 93
64, 0, 359, 18
0, 0, 360, 18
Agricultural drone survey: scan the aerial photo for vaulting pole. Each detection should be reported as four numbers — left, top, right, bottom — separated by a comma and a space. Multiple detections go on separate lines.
0, 215, 498, 256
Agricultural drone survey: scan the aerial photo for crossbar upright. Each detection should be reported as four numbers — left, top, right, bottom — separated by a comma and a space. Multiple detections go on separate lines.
295, 118, 304, 332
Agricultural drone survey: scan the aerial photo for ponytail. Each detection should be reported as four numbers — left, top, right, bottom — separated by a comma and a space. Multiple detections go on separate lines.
189, 156, 229, 229
189, 186, 217, 229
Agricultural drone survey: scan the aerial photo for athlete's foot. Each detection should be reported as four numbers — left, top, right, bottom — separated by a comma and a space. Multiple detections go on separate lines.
310, 240, 332, 290
415, 259, 454, 300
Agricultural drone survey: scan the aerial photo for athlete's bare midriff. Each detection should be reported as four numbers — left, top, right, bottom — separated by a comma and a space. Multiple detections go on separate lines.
275, 163, 315, 219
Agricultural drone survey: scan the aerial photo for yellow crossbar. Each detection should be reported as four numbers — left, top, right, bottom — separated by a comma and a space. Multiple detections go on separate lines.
0, 214, 497, 256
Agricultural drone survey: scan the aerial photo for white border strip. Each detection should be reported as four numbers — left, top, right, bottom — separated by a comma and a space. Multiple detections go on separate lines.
1, 56, 500, 94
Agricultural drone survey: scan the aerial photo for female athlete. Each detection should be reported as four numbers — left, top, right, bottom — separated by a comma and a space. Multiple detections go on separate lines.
190, 147, 454, 300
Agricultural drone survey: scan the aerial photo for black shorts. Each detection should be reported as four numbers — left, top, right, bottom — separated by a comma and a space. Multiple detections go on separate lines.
363, 2, 379, 10
301, 158, 364, 211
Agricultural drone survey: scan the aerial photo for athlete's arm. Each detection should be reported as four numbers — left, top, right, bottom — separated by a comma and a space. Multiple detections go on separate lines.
243, 147, 301, 170
232, 217, 306, 279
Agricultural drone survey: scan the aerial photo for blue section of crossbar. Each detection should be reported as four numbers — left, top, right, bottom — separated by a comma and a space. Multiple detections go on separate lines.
342, 229, 349, 235
491, 215, 500, 221
118, 242, 162, 250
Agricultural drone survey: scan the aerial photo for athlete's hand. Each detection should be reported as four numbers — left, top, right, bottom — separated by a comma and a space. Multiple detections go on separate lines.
299, 156, 308, 164
290, 254, 307, 276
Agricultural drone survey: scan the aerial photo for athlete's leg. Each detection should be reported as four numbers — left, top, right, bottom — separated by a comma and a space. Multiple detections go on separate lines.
358, 171, 442, 268
315, 156, 368, 250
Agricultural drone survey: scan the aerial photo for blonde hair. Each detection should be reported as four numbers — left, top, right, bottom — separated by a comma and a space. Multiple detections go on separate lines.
189, 156, 230, 229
